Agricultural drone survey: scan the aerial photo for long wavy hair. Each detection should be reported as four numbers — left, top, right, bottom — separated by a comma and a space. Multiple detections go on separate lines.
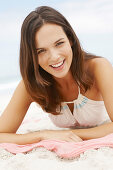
19, 6, 102, 115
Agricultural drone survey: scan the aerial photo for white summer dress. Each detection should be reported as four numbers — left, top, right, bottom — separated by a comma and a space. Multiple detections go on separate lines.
48, 84, 111, 129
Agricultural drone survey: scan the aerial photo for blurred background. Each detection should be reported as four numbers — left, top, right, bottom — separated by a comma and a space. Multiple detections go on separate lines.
0, 0, 113, 110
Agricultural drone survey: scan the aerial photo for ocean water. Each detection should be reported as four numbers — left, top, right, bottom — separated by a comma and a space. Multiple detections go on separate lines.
0, 70, 21, 96
0, 75, 21, 112
0, 52, 21, 95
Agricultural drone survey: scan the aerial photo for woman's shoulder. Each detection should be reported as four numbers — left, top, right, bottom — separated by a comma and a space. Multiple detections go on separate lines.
87, 57, 109, 67
84, 57, 109, 87
86, 57, 109, 76
84, 58, 110, 98
86, 57, 112, 89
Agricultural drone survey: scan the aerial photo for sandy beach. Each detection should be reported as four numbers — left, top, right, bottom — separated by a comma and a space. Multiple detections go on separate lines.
0, 0, 113, 168
1, 89, 113, 170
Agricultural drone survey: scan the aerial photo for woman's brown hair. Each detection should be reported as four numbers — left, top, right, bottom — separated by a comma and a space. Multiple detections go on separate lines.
19, 6, 102, 115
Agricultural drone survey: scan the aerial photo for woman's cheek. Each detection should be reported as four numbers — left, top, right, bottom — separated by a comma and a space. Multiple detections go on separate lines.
38, 56, 45, 66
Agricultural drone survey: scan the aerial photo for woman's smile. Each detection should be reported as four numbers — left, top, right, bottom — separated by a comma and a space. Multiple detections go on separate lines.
35, 23, 73, 79
50, 59, 65, 71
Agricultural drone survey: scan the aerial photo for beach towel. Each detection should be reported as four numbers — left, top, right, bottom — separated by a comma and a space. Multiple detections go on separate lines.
0, 117, 113, 159
0, 133, 113, 158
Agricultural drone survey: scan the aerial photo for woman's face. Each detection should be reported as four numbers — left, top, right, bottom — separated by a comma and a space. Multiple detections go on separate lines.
35, 23, 73, 79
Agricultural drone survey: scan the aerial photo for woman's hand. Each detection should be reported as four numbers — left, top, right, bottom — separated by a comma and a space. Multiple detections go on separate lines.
40, 130, 83, 142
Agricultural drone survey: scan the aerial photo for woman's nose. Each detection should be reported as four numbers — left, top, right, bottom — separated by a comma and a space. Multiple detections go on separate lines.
49, 49, 60, 61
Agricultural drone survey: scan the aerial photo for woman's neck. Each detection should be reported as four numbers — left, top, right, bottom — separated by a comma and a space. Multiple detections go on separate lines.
54, 70, 76, 90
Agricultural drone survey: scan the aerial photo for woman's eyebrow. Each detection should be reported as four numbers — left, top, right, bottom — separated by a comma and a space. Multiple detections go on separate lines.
54, 38, 64, 44
36, 38, 64, 51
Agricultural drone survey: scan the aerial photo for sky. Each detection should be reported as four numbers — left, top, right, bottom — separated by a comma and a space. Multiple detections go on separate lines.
0, 0, 113, 84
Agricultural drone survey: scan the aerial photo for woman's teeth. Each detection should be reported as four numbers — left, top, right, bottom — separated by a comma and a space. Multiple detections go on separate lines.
51, 60, 64, 68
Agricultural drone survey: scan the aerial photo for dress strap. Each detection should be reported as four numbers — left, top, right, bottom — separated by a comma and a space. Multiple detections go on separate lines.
78, 85, 80, 95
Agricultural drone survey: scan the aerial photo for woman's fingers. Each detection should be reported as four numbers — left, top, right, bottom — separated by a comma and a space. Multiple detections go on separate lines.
65, 137, 82, 142
42, 130, 83, 143
70, 135, 82, 142
69, 131, 83, 142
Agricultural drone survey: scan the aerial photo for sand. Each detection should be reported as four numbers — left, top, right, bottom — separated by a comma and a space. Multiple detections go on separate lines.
1, 101, 113, 170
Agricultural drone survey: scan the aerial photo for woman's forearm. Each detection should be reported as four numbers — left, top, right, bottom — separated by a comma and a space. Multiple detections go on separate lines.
1, 122, 113, 145
71, 122, 113, 140
0, 131, 42, 145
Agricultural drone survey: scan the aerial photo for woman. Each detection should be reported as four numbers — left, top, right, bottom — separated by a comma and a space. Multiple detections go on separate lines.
0, 6, 113, 144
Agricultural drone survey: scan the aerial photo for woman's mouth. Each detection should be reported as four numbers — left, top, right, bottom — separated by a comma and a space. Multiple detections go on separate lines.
50, 59, 65, 71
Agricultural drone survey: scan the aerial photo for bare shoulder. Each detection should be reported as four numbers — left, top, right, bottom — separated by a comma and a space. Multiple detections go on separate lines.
88, 58, 113, 121
86, 57, 112, 77
88, 57, 113, 90
88, 57, 112, 70
85, 57, 113, 93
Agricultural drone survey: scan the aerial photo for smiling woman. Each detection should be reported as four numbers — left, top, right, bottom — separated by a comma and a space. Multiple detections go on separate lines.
35, 24, 73, 78
19, 6, 102, 115
0, 6, 113, 145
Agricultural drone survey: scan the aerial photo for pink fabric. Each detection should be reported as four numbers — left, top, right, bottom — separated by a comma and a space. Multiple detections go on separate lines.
0, 133, 113, 158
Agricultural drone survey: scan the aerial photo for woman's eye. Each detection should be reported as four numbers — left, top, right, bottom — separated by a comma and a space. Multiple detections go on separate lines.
37, 50, 45, 55
56, 42, 64, 46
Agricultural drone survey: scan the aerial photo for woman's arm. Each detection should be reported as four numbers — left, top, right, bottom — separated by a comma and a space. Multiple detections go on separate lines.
0, 131, 42, 145
0, 79, 42, 144
0, 79, 32, 133
71, 58, 113, 140
0, 80, 82, 144
71, 122, 113, 140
